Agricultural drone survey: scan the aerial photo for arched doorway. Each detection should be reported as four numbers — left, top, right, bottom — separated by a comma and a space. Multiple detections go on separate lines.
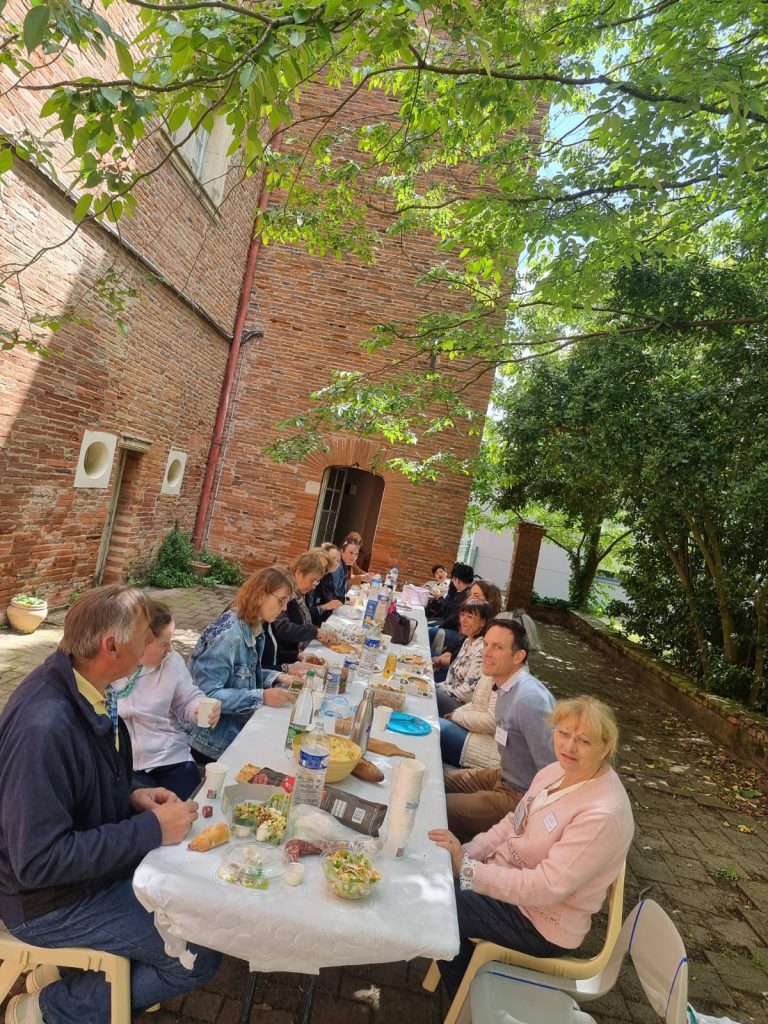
310, 466, 384, 570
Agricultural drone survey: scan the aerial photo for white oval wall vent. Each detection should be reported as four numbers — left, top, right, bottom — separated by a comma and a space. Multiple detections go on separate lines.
74, 431, 117, 489
161, 449, 188, 496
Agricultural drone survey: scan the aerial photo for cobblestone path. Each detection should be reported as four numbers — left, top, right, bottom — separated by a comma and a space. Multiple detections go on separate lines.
2, 586, 767, 1023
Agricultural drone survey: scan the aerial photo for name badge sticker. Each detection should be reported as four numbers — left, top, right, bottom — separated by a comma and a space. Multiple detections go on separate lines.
494, 726, 508, 746
543, 811, 558, 833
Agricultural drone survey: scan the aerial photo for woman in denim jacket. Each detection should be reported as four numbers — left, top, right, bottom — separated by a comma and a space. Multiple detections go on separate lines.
188, 566, 297, 761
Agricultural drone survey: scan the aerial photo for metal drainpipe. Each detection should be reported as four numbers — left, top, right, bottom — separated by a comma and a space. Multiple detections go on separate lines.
192, 127, 285, 552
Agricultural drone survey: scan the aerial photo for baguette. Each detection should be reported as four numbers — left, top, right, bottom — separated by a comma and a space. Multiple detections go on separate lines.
352, 758, 385, 783
188, 822, 230, 852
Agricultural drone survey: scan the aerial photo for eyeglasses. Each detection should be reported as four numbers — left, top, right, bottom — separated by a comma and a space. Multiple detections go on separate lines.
555, 727, 595, 748
271, 593, 290, 608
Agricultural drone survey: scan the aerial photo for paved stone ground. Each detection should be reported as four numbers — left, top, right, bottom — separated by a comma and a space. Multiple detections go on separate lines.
2, 585, 768, 1024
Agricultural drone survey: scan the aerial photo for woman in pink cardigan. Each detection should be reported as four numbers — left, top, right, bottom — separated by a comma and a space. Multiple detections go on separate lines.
429, 695, 634, 999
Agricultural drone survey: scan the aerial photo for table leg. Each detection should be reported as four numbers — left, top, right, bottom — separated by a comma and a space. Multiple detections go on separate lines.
297, 973, 318, 1024
239, 970, 263, 1024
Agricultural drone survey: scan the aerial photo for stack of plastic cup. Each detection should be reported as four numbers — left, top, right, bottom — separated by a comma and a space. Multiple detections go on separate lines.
384, 759, 427, 858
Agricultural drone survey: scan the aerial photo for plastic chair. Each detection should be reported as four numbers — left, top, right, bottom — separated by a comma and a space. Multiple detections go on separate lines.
423, 864, 625, 1024
0, 929, 131, 1024
468, 899, 688, 1024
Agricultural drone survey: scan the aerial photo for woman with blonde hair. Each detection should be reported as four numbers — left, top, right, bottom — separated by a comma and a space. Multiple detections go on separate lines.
430, 695, 633, 1000
262, 551, 340, 670
308, 543, 343, 623
188, 566, 297, 761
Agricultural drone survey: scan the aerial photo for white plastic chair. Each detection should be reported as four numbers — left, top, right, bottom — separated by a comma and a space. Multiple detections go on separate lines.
0, 929, 131, 1024
423, 865, 626, 1024
468, 899, 689, 1024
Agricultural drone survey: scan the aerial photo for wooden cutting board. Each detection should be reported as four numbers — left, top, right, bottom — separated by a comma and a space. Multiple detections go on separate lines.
367, 737, 415, 759
337, 718, 415, 759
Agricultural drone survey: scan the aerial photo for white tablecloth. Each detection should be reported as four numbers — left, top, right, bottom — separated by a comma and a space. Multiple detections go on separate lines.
133, 606, 460, 973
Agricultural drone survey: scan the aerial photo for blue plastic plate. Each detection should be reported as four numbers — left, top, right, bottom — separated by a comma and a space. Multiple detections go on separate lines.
386, 712, 431, 737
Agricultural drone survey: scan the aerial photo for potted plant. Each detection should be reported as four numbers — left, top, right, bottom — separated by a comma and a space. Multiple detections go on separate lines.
7, 594, 48, 634
190, 560, 212, 578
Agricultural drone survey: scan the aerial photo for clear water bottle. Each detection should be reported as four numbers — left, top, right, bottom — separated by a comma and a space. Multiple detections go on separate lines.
325, 665, 341, 698
349, 688, 374, 756
389, 562, 399, 592
357, 631, 381, 681
292, 729, 330, 808
284, 675, 314, 754
373, 589, 390, 627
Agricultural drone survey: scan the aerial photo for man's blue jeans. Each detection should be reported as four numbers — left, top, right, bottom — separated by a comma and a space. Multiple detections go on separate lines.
9, 878, 220, 1024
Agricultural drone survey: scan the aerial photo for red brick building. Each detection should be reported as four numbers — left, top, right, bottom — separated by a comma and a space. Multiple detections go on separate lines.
0, 12, 492, 610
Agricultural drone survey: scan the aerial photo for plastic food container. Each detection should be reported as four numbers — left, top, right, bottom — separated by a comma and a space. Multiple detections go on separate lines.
215, 844, 289, 889
321, 849, 382, 901
368, 677, 407, 712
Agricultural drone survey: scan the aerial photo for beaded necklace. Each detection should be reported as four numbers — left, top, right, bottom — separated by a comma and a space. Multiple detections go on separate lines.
105, 666, 142, 747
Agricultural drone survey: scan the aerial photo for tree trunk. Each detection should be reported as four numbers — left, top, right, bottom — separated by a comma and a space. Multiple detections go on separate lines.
654, 523, 710, 679
684, 511, 739, 663
750, 584, 767, 705
568, 524, 603, 609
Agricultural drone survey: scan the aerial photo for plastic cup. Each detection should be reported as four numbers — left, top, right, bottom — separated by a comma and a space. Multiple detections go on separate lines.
372, 706, 392, 732
197, 697, 218, 728
380, 634, 392, 651
203, 762, 229, 800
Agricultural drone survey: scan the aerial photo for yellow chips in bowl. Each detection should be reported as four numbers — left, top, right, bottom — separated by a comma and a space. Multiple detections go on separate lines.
291, 733, 362, 783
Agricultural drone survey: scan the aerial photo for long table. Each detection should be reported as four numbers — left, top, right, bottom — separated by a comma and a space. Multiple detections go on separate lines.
133, 605, 458, 1012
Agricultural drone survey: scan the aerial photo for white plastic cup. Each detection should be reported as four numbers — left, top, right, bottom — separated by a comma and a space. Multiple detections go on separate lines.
380, 634, 392, 651
372, 706, 393, 732
203, 762, 229, 800
393, 758, 427, 787
196, 697, 218, 728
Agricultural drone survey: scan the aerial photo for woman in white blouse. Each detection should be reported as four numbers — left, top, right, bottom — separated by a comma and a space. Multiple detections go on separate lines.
115, 600, 220, 798
435, 599, 492, 717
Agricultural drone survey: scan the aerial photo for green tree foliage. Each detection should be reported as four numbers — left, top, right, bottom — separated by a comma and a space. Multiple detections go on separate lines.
2, 0, 767, 390
490, 259, 768, 700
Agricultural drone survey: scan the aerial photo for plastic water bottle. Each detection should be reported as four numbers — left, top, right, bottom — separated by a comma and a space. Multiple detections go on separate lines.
292, 729, 330, 808
357, 631, 381, 681
389, 562, 399, 592
284, 675, 314, 754
324, 665, 341, 698
374, 589, 390, 627
349, 688, 374, 756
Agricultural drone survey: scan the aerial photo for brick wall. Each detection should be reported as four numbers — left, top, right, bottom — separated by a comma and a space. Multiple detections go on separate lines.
0, 4, 262, 609
205, 86, 494, 584
506, 522, 548, 610
0, 163, 234, 607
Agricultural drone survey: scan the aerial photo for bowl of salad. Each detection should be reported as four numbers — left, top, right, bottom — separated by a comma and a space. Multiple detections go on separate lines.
321, 849, 382, 901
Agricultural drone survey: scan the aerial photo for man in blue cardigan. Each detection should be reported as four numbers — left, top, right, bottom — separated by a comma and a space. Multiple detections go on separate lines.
0, 586, 219, 1024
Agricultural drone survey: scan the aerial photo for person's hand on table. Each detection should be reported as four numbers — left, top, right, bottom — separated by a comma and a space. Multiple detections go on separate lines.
322, 599, 342, 612
153, 800, 198, 845
428, 829, 464, 877
130, 787, 180, 812
317, 628, 339, 646
264, 686, 297, 708
194, 699, 221, 728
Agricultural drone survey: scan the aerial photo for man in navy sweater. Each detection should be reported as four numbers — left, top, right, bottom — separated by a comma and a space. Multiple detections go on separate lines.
0, 586, 219, 1024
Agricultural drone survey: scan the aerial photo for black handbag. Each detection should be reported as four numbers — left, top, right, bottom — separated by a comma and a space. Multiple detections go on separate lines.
383, 611, 417, 646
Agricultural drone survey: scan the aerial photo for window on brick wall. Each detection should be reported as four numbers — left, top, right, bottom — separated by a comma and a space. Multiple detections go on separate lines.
169, 117, 234, 208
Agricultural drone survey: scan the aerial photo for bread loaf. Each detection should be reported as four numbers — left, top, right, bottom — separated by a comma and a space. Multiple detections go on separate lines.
352, 758, 385, 783
188, 822, 230, 852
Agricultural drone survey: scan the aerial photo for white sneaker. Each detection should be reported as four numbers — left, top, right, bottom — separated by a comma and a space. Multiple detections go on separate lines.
25, 965, 61, 993
5, 993, 44, 1024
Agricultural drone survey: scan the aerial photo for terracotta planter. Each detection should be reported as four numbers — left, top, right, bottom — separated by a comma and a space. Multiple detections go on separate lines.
190, 561, 212, 578
7, 598, 48, 634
